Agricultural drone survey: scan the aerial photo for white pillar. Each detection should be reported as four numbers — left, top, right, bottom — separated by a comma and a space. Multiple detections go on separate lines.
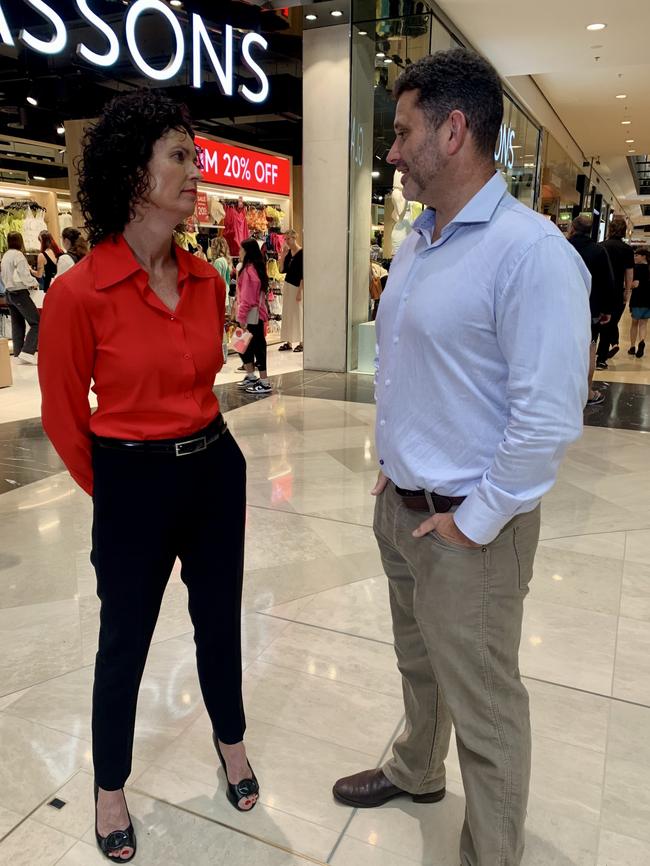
302, 25, 351, 372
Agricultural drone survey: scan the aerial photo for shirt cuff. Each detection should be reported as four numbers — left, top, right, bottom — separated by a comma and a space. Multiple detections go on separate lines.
453, 489, 512, 545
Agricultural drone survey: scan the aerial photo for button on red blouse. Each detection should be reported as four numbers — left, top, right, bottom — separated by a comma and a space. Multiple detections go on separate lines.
38, 234, 226, 496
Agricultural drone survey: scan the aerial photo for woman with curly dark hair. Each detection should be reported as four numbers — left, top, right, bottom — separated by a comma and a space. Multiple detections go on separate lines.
38, 90, 258, 862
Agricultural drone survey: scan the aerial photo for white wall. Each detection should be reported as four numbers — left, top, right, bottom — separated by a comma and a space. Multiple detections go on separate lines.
302, 25, 351, 372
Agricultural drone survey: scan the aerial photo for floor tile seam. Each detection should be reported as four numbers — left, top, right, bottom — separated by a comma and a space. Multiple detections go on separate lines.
608, 533, 631, 706
251, 570, 386, 610
247, 655, 400, 701
246, 501, 373, 529
324, 713, 406, 864
0, 767, 83, 847
540, 523, 650, 542
521, 674, 650, 711
123, 784, 330, 865
256, 612, 394, 648
0, 704, 95, 747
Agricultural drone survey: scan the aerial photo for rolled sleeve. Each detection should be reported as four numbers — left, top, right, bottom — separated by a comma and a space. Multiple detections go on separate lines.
454, 235, 591, 544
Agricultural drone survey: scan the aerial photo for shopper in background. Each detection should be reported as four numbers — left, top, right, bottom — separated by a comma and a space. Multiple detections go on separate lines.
236, 237, 272, 394
628, 246, 650, 358
333, 48, 590, 866
39, 90, 258, 864
211, 236, 233, 361
567, 215, 615, 405
0, 231, 40, 365
35, 231, 62, 292
278, 228, 303, 352
601, 216, 634, 364
55, 226, 89, 277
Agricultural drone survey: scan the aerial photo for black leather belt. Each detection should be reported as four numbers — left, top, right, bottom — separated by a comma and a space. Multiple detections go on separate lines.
395, 485, 466, 513
95, 414, 227, 457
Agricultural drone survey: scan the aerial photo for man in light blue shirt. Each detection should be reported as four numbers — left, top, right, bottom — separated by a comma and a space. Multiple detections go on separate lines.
333, 49, 590, 866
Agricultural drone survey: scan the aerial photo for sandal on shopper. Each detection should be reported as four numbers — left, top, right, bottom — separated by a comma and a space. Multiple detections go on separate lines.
213, 734, 259, 812
278, 342, 292, 351
293, 343, 303, 353
94, 784, 137, 862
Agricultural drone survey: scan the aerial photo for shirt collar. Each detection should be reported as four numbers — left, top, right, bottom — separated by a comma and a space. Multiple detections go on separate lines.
93, 234, 215, 290
413, 171, 508, 240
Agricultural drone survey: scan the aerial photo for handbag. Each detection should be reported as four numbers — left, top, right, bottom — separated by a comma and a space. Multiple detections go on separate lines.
228, 326, 253, 354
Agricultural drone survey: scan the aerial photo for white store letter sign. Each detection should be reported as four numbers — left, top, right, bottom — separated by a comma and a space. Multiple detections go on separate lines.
2, 0, 269, 104
494, 122, 516, 171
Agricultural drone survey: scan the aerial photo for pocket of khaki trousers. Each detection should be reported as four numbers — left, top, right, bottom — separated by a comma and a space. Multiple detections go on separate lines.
513, 519, 539, 591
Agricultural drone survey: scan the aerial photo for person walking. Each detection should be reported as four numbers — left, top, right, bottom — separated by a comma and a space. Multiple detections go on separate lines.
0, 231, 40, 364
566, 215, 615, 405
55, 226, 89, 277
236, 238, 272, 394
332, 48, 590, 866
600, 216, 634, 365
39, 90, 258, 863
35, 230, 62, 292
278, 229, 303, 352
628, 246, 650, 358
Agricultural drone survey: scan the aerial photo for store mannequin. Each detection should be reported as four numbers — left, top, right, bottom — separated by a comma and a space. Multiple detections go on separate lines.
391, 170, 423, 255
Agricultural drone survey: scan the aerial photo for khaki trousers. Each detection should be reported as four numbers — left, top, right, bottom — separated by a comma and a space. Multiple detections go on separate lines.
374, 482, 540, 866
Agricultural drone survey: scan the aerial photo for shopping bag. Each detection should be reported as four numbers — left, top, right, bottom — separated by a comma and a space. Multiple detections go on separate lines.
228, 326, 253, 354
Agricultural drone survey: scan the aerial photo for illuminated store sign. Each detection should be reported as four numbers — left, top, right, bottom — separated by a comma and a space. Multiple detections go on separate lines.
494, 122, 516, 171
196, 136, 291, 196
0, 0, 269, 103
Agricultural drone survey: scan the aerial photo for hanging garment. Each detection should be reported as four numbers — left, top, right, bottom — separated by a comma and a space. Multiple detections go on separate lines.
210, 198, 226, 226
223, 205, 249, 256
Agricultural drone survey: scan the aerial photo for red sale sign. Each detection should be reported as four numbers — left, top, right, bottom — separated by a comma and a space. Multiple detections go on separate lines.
195, 191, 210, 223
195, 136, 291, 197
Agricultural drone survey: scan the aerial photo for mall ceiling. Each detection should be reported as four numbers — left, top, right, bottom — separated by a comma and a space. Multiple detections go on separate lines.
435, 0, 650, 219
0, 0, 315, 183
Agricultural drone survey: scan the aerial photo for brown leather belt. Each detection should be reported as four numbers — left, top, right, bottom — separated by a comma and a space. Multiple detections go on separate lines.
395, 485, 466, 513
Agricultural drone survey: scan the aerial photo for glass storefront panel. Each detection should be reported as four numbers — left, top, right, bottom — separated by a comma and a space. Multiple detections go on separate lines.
540, 132, 582, 232
347, 5, 540, 373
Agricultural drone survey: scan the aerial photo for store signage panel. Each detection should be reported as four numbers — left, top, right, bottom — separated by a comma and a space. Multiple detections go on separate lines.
0, 0, 269, 103
196, 136, 291, 197
195, 191, 210, 223
494, 122, 516, 171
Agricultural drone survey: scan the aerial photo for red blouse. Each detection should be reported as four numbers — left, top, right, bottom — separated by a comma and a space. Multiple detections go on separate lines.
38, 234, 226, 496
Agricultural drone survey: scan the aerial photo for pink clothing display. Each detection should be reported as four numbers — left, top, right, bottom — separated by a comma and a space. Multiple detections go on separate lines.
271, 233, 285, 254
223, 205, 249, 256
237, 265, 269, 324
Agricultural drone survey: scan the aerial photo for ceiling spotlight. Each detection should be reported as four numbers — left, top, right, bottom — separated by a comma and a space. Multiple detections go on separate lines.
330, 9, 343, 16
586, 22, 606, 31
616, 94, 627, 99
305, 13, 317, 20
58, 148, 65, 154
376, 52, 385, 58
384, 58, 393, 64
26, 93, 38, 106
358, 30, 367, 36
622, 120, 632, 125
372, 171, 380, 177
629, 149, 636, 152
33, 175, 45, 181
56, 124, 65, 135
626, 139, 635, 143
170, 0, 182, 6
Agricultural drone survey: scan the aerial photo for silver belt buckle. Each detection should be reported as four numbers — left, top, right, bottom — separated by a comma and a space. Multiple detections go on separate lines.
175, 435, 207, 457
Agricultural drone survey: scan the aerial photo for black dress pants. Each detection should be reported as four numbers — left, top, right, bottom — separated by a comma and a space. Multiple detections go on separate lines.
598, 302, 626, 363
7, 289, 40, 356
91, 424, 246, 790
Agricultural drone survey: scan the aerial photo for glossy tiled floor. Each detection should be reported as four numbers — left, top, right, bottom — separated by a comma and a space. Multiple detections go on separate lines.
1, 369, 650, 864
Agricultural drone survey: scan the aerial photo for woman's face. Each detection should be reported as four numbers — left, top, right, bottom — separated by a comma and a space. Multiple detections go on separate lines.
62, 237, 71, 251
142, 128, 202, 222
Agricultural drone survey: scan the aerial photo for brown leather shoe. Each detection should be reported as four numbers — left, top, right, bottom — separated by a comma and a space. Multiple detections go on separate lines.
332, 768, 445, 808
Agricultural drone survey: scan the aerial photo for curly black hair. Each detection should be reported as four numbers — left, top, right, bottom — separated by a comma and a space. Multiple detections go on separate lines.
77, 89, 195, 246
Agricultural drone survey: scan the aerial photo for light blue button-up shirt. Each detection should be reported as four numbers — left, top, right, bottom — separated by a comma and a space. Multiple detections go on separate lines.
375, 172, 591, 544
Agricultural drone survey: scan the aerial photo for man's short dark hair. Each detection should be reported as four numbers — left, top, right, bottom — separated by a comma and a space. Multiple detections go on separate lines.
608, 215, 627, 239
571, 216, 593, 236
393, 48, 504, 158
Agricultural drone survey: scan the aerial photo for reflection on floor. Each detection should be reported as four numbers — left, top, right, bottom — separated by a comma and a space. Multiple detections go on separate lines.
1, 393, 650, 865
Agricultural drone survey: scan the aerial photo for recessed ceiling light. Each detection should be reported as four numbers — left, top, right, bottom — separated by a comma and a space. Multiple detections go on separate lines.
626, 139, 635, 143
305, 13, 317, 20
622, 120, 632, 125
629, 149, 636, 153
372, 171, 380, 177
26, 95, 37, 106
33, 176, 45, 181
170, 0, 182, 6
330, 9, 343, 16
616, 94, 627, 99
586, 22, 606, 30
376, 52, 385, 58
56, 124, 65, 135
384, 58, 392, 64
58, 148, 65, 154
358, 30, 367, 36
